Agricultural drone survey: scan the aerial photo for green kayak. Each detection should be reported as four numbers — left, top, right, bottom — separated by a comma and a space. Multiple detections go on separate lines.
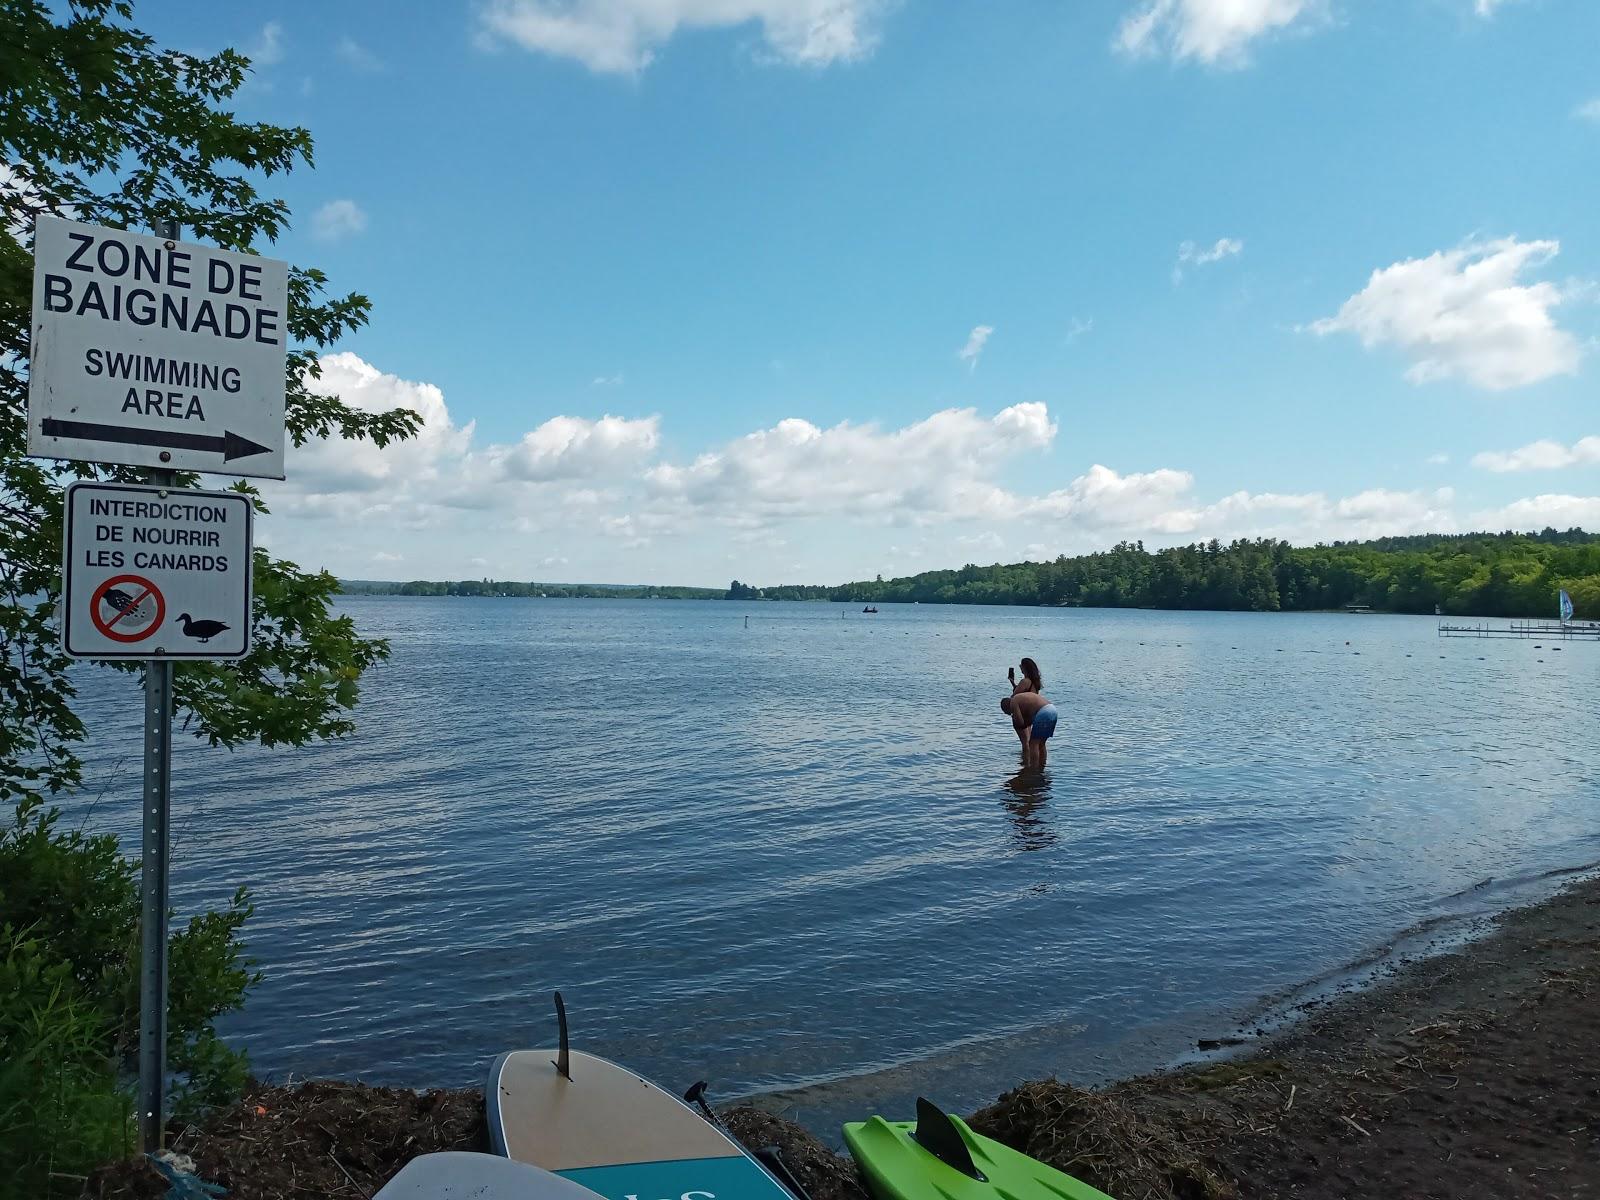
843, 1098, 1116, 1200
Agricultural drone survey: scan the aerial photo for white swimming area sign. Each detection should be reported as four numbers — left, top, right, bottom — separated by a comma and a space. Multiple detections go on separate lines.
27, 215, 288, 479
62, 481, 253, 660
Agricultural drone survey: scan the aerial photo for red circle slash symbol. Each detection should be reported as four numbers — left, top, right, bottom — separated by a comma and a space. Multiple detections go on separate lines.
90, 574, 166, 643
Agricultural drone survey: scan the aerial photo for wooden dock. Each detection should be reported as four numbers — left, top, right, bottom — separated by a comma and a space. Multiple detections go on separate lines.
1437, 619, 1600, 640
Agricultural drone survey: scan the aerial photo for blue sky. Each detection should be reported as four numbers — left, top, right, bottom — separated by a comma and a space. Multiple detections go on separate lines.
141, 0, 1598, 585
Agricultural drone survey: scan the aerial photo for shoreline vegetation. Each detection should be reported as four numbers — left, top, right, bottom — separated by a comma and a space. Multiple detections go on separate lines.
87, 871, 1599, 1199
343, 529, 1600, 618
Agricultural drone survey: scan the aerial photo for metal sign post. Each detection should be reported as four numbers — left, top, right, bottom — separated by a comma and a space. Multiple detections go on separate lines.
137, 215, 181, 1153
137, 487, 174, 1149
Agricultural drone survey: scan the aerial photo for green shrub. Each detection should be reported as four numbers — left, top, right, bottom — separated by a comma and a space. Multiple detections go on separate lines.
167, 888, 262, 1122
0, 926, 133, 1197
0, 802, 139, 1032
0, 798, 262, 1194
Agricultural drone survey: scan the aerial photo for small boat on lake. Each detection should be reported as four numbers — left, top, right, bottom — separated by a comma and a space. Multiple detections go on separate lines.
863, 606, 879, 613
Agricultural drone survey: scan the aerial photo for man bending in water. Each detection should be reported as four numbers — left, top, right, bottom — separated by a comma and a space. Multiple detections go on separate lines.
1001, 691, 1057, 769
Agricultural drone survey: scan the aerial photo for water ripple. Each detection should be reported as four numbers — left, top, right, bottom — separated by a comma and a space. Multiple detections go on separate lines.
63, 600, 1600, 1109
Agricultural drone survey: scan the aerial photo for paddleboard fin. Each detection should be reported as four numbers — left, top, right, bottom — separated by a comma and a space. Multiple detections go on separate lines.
552, 992, 571, 1081
912, 1097, 984, 1181
683, 1080, 717, 1123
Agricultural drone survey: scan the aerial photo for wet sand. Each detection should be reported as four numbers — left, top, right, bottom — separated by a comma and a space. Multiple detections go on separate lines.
88, 872, 1599, 1199
961, 868, 1600, 1198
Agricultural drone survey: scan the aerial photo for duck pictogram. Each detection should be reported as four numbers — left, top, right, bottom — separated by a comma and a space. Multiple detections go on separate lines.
175, 613, 231, 643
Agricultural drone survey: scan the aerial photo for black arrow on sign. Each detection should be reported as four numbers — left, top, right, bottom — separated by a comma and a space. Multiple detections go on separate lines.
39, 418, 272, 462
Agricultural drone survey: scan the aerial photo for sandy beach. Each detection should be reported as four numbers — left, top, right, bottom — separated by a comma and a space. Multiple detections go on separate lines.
88, 872, 1599, 1199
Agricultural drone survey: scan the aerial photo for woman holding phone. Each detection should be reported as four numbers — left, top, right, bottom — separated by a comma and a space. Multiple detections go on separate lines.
1008, 657, 1042, 696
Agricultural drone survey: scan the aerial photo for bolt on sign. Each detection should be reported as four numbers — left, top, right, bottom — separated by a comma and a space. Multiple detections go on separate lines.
62, 481, 253, 660
27, 215, 287, 478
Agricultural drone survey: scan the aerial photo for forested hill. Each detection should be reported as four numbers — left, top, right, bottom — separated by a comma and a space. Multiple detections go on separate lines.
757, 529, 1600, 617
341, 529, 1599, 618
341, 580, 724, 600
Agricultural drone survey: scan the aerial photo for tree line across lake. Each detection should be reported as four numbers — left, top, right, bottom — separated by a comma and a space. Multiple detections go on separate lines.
345, 528, 1599, 618
345, 580, 727, 600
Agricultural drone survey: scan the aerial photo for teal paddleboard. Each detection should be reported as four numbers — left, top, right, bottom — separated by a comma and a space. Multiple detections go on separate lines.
487, 1046, 792, 1200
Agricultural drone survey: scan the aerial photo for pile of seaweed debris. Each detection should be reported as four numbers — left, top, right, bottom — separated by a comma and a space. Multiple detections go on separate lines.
970, 1080, 1233, 1200
84, 1080, 486, 1199
721, 1106, 870, 1200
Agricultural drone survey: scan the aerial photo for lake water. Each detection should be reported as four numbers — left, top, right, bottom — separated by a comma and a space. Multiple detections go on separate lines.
66, 599, 1600, 1129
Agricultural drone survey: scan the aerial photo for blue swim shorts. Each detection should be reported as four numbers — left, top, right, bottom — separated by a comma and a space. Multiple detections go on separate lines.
1031, 704, 1058, 742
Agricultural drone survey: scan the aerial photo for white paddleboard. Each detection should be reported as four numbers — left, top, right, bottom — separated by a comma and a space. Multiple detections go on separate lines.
375, 1151, 613, 1199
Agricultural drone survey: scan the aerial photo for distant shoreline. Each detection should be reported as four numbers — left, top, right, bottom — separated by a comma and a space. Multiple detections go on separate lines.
336, 526, 1597, 620
336, 588, 1556, 621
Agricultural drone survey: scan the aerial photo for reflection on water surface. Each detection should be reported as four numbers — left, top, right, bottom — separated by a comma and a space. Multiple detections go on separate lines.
66, 600, 1600, 1117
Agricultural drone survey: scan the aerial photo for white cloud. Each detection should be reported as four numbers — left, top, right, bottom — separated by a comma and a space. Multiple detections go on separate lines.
476, 0, 886, 75
279, 352, 475, 508
269, 354, 659, 532
1472, 436, 1600, 473
336, 37, 384, 71
1304, 237, 1584, 390
955, 532, 1005, 554
1019, 465, 1459, 545
331, 37, 380, 72
1116, 0, 1323, 66
1065, 316, 1094, 344
312, 199, 368, 242
250, 21, 285, 66
1427, 452, 1451, 465
1167, 484, 1457, 543
1329, 487, 1455, 537
1473, 0, 1519, 16
1574, 98, 1600, 123
489, 414, 660, 482
1473, 494, 1600, 531
1033, 464, 1198, 532
646, 403, 1056, 523
260, 354, 1595, 585
591, 374, 624, 387
958, 325, 994, 371
1173, 236, 1242, 284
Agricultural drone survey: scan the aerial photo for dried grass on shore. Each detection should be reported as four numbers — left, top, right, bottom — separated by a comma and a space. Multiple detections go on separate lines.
85, 1080, 486, 1198
969, 1081, 1233, 1200
721, 1107, 870, 1200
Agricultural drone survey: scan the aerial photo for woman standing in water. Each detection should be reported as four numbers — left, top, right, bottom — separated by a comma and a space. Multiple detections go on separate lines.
1008, 656, 1043, 696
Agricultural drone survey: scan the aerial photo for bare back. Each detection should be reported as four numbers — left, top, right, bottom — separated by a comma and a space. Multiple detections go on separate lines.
1008, 691, 1050, 727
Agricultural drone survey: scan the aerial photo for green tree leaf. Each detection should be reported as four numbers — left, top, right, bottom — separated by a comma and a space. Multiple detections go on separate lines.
2, 0, 422, 808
